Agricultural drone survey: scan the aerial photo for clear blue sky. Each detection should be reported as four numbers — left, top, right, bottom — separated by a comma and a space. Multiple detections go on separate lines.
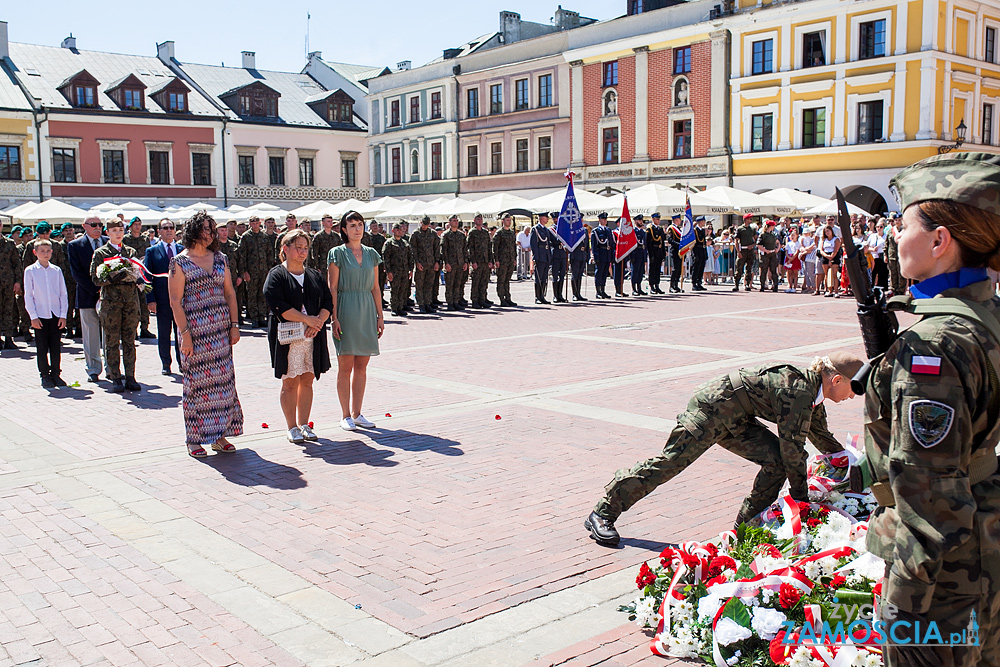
3, 1, 620, 72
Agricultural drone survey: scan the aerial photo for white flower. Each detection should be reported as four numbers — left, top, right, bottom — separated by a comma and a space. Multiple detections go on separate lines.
819, 556, 841, 576
714, 617, 752, 646
850, 651, 884, 667
697, 594, 724, 621
812, 512, 853, 551
789, 645, 824, 667
739, 594, 760, 607
751, 606, 787, 640
727, 650, 743, 665
666, 626, 701, 658
802, 560, 822, 580
756, 555, 791, 573
761, 588, 775, 604
634, 595, 659, 628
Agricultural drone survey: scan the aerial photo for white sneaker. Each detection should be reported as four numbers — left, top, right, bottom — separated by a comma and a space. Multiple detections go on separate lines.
340, 417, 357, 431
353, 414, 376, 429
287, 426, 305, 443
300, 424, 318, 441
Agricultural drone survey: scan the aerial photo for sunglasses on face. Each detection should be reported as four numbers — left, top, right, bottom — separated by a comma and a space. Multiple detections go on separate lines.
160, 225, 174, 230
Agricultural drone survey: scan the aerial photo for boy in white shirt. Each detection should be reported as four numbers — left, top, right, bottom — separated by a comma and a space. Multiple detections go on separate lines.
23, 239, 68, 388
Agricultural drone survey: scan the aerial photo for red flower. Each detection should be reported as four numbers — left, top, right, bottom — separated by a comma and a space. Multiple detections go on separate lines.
704, 543, 719, 558
680, 552, 701, 569
707, 555, 737, 578
758, 544, 782, 558
385, 413, 392, 417
769, 629, 797, 665
818, 506, 831, 517
831, 455, 849, 467
778, 583, 803, 609
798, 501, 811, 513
636, 562, 656, 589
807, 517, 822, 529
873, 581, 882, 596
829, 574, 847, 589
659, 547, 676, 568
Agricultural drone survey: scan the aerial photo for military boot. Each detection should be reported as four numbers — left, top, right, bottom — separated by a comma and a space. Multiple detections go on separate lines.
585, 511, 620, 546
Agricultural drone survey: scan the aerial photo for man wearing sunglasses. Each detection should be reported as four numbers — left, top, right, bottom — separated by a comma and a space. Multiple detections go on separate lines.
66, 216, 108, 381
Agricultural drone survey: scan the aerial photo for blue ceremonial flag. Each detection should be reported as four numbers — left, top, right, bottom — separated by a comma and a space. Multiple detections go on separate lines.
678, 194, 696, 257
554, 171, 586, 252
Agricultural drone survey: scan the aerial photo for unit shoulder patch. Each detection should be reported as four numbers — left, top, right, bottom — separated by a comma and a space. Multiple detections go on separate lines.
908, 399, 955, 448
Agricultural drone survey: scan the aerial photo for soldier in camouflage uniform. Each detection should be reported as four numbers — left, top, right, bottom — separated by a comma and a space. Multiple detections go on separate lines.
732, 213, 758, 291
369, 221, 388, 307
238, 216, 273, 328
467, 214, 495, 309
0, 219, 23, 350
310, 215, 342, 281
274, 214, 301, 265
493, 213, 518, 307
14, 226, 32, 340
216, 221, 242, 297
441, 216, 469, 311
57, 223, 78, 337
90, 218, 142, 393
885, 213, 905, 294
860, 152, 1000, 666
121, 217, 154, 338
756, 219, 780, 292
586, 352, 862, 545
410, 216, 440, 314
382, 222, 413, 317
264, 217, 279, 270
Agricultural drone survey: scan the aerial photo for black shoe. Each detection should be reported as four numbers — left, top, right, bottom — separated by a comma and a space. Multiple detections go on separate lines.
731, 286, 740, 292
124, 378, 141, 392
614, 292, 625, 298
3, 337, 16, 350
771, 287, 779, 292
88, 373, 99, 383
480, 301, 492, 308
23, 332, 32, 342
139, 330, 156, 340
585, 511, 620, 546
52, 375, 67, 387
162, 367, 171, 375
637, 289, 647, 295
419, 306, 430, 314
760, 287, 767, 292
397, 309, 407, 317
41, 376, 56, 389
535, 298, 550, 305
110, 379, 125, 393
670, 286, 682, 293
468, 302, 482, 309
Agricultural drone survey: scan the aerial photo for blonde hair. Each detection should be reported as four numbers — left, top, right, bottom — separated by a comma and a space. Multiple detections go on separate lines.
279, 228, 311, 261
809, 356, 838, 377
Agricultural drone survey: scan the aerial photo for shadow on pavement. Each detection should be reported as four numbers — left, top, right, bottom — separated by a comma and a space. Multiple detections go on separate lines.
360, 428, 464, 456
120, 384, 182, 410
204, 448, 307, 489
301, 438, 399, 467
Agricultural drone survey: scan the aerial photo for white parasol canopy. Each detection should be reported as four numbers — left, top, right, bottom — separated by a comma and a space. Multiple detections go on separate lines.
526, 188, 615, 217
13, 200, 90, 225
803, 199, 873, 218
698, 186, 794, 216
289, 201, 341, 219
355, 196, 403, 217
760, 188, 832, 215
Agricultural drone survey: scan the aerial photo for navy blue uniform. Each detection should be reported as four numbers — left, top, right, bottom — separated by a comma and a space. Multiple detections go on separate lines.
646, 224, 666, 292
530, 224, 554, 303
591, 225, 613, 297
551, 239, 568, 302
691, 225, 707, 290
569, 233, 589, 300
668, 223, 684, 292
630, 228, 647, 294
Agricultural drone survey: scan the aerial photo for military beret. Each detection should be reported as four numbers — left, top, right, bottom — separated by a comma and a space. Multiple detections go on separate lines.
764, 219, 776, 227
129, 216, 142, 224
890, 152, 1000, 216
60, 222, 73, 231
651, 212, 661, 219
216, 220, 228, 228
742, 213, 754, 220
10, 226, 22, 234
36, 221, 52, 233
421, 216, 431, 224
597, 212, 608, 219
392, 221, 404, 230
51, 230, 62, 238
634, 214, 644, 221
827, 350, 864, 382
695, 215, 706, 222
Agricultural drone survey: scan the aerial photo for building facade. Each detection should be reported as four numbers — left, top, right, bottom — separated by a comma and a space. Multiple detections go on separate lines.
727, 0, 1000, 212
0, 22, 39, 207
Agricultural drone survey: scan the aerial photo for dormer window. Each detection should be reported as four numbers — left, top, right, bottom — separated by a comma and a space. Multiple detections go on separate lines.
328, 101, 352, 123
106, 74, 148, 111
123, 89, 142, 109
75, 85, 96, 107
306, 89, 356, 126
221, 81, 281, 119
149, 77, 192, 114
58, 69, 101, 108
167, 92, 186, 112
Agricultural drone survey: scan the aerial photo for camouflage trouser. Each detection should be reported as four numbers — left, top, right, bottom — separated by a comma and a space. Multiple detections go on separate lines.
445, 268, 466, 306
433, 269, 443, 302
734, 248, 756, 288
100, 295, 140, 380
390, 275, 411, 312
414, 268, 436, 307
759, 252, 779, 289
470, 264, 490, 304
888, 258, 906, 294
245, 274, 268, 321
594, 393, 785, 527
496, 260, 515, 301
0, 282, 16, 337
237, 280, 248, 320
138, 298, 150, 333
16, 292, 29, 333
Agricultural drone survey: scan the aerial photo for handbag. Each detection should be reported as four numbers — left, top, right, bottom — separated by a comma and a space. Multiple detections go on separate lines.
277, 320, 306, 345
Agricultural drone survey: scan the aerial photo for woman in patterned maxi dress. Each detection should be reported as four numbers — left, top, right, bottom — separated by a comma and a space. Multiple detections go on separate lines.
168, 212, 244, 458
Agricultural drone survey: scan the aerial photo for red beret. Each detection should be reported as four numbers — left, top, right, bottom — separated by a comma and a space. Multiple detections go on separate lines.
764, 219, 776, 226
742, 213, 754, 220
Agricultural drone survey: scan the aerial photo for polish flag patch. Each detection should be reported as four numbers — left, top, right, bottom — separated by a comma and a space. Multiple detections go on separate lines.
911, 356, 942, 375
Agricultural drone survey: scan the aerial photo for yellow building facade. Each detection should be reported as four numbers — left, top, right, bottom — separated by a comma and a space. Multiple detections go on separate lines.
0, 112, 37, 205
727, 0, 1000, 212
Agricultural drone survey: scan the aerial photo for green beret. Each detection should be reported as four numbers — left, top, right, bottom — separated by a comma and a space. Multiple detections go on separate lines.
10, 226, 21, 234
51, 230, 62, 238
36, 221, 52, 234
60, 222, 73, 230
890, 151, 1000, 216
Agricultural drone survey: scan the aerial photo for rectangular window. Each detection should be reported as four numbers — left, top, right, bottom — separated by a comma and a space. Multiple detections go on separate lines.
674, 46, 691, 74
391, 147, 401, 183
390, 99, 400, 126
410, 96, 420, 123
673, 120, 692, 158
857, 101, 884, 143
52, 148, 76, 183
802, 108, 827, 148
150, 150, 170, 185
268, 155, 285, 186
538, 74, 553, 107
298, 157, 314, 187
859, 20, 886, 60
752, 39, 773, 75
102, 149, 125, 184
431, 142, 442, 180
430, 91, 442, 119
342, 159, 356, 187
411, 149, 419, 178
467, 144, 479, 176
538, 136, 551, 171
515, 79, 529, 110
515, 138, 529, 172
467, 88, 480, 118
490, 84, 503, 114
751, 113, 773, 152
123, 89, 142, 110
74, 86, 94, 107
167, 92, 186, 112
988, 27, 997, 63
802, 31, 826, 67
238, 155, 254, 185
490, 142, 502, 174
602, 127, 619, 164
603, 61, 618, 87
985, 104, 995, 145
192, 153, 211, 186
0, 146, 21, 181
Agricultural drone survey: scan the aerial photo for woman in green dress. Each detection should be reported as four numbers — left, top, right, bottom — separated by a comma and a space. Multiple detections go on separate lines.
328, 211, 384, 431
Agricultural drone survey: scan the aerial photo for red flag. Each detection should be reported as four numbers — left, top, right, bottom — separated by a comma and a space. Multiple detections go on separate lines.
614, 196, 638, 262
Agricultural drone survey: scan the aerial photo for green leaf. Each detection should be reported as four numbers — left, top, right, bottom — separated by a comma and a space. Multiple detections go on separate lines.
721, 597, 752, 628
735, 562, 755, 580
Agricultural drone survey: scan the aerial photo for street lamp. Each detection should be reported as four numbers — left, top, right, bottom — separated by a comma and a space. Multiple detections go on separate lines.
938, 119, 968, 154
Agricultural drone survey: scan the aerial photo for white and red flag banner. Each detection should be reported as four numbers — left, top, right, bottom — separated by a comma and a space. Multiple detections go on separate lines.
615, 196, 638, 262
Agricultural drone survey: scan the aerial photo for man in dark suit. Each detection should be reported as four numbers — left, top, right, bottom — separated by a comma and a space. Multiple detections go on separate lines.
529, 212, 553, 304
67, 216, 107, 382
144, 219, 181, 375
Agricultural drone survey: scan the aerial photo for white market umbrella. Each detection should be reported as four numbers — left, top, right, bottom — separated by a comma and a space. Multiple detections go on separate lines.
14, 200, 89, 224
289, 201, 341, 219
423, 197, 478, 220
804, 199, 872, 218
603, 184, 715, 216
2, 201, 41, 219
526, 189, 614, 217
180, 201, 218, 212
356, 196, 403, 217
119, 201, 161, 212
463, 193, 532, 217
227, 204, 247, 213
761, 188, 831, 215
89, 202, 119, 212
699, 186, 794, 216
378, 199, 434, 220
233, 207, 289, 222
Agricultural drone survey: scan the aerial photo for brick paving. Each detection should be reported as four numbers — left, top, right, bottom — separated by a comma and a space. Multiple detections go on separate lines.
0, 279, 868, 666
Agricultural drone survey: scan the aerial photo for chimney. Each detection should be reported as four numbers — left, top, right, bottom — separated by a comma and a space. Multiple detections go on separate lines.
0, 21, 8, 61
500, 11, 522, 44
307, 50, 322, 62
61, 34, 77, 50
555, 6, 582, 29
242, 51, 256, 69
396, 60, 411, 71
157, 40, 175, 62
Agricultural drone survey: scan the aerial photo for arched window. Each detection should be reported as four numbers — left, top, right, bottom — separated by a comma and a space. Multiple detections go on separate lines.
674, 77, 690, 107
603, 89, 618, 117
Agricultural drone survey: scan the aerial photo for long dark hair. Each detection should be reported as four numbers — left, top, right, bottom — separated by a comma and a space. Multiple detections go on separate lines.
182, 210, 220, 252
340, 210, 365, 244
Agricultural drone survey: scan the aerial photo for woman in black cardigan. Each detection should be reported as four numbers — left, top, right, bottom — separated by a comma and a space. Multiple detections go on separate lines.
263, 230, 334, 444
